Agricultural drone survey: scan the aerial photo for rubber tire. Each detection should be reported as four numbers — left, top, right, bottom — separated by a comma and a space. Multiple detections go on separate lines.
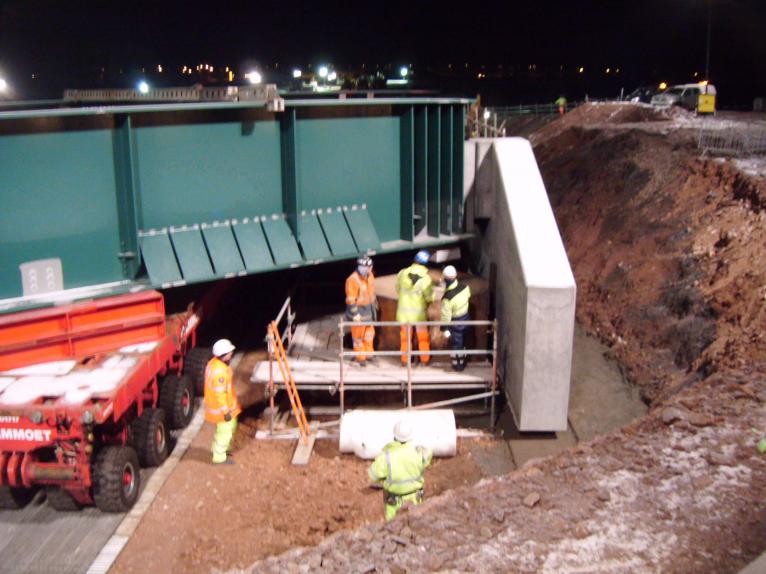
185, 347, 212, 396
92, 446, 141, 513
0, 485, 37, 510
46, 486, 83, 511
160, 374, 195, 430
130, 407, 169, 467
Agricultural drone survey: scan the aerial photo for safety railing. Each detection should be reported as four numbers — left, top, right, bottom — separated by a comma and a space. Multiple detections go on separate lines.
698, 124, 766, 157
337, 319, 498, 425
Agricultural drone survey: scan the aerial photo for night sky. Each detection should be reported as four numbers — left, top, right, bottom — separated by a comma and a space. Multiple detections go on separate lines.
1, 0, 765, 105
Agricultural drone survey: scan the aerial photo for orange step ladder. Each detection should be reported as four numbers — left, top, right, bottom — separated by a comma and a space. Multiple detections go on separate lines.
269, 321, 310, 447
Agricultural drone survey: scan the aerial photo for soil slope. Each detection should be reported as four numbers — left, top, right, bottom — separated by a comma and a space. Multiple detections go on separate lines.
246, 104, 766, 573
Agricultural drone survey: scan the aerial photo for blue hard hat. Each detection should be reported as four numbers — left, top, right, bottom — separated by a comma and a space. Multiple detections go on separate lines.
415, 250, 430, 264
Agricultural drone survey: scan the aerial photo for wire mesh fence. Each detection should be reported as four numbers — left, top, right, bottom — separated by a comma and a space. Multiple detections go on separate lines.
698, 124, 766, 157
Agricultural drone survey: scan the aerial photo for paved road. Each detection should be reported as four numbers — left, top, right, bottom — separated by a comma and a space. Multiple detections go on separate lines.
0, 468, 153, 574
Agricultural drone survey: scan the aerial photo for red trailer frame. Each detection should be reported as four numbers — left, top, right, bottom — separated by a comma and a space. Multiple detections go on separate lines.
0, 290, 210, 512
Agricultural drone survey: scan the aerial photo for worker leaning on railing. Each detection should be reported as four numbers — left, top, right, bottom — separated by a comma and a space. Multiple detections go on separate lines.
204, 339, 241, 465
440, 265, 472, 372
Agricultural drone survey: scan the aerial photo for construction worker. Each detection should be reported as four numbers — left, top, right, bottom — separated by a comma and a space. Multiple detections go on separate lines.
345, 256, 377, 366
440, 265, 472, 371
396, 250, 434, 366
368, 419, 433, 521
555, 94, 567, 115
204, 339, 241, 465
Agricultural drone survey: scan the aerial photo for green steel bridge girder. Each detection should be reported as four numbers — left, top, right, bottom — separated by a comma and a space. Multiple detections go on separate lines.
0, 98, 469, 302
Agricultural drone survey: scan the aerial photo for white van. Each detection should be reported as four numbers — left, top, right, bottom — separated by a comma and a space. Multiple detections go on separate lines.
651, 83, 717, 113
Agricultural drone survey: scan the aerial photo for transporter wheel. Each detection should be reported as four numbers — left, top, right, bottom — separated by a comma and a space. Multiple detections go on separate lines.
184, 347, 212, 396
130, 407, 169, 467
160, 374, 195, 430
46, 486, 83, 511
92, 446, 140, 513
0, 485, 37, 510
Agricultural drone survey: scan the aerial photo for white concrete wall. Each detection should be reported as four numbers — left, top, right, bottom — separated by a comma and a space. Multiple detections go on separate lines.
466, 137, 576, 431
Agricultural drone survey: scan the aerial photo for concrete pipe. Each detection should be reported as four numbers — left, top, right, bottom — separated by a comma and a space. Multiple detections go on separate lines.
339, 409, 456, 459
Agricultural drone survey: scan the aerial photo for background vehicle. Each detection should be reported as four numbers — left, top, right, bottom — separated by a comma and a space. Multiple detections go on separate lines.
626, 86, 657, 103
651, 82, 717, 113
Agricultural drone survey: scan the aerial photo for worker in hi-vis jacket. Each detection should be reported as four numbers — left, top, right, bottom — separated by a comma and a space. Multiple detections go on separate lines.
204, 339, 241, 465
345, 256, 377, 366
368, 419, 433, 521
440, 265, 471, 371
395, 250, 434, 366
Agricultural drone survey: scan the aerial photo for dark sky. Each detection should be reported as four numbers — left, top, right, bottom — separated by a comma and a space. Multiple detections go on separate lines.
1, 0, 765, 101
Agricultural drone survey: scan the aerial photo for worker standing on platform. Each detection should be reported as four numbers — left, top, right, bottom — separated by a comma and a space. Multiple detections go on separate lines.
440, 265, 472, 371
555, 94, 567, 115
368, 419, 433, 521
204, 339, 241, 465
345, 256, 377, 367
396, 250, 434, 366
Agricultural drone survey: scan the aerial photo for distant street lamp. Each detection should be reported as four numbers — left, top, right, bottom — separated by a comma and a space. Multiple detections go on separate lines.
246, 71, 262, 85
318, 66, 328, 79
137, 81, 149, 94
327, 71, 337, 82
400, 66, 408, 78
292, 68, 302, 79
0, 78, 7, 92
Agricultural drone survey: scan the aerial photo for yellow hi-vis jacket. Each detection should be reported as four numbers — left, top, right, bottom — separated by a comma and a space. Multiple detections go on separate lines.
368, 440, 433, 495
441, 280, 471, 322
203, 357, 241, 424
395, 263, 434, 322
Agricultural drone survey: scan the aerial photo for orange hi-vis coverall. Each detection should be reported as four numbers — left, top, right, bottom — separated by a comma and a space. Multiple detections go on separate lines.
345, 270, 377, 363
204, 356, 241, 463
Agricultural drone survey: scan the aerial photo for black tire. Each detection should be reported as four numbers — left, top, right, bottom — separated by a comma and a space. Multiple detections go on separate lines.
0, 485, 37, 510
92, 446, 140, 512
46, 486, 82, 511
185, 347, 212, 396
160, 373, 195, 430
130, 407, 168, 467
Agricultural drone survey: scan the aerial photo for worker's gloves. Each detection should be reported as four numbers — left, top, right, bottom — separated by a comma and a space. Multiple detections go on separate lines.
224, 413, 232, 422
353, 314, 362, 322
443, 330, 451, 339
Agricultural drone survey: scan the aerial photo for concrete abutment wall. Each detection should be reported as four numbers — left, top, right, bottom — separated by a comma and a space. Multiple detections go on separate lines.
465, 137, 576, 431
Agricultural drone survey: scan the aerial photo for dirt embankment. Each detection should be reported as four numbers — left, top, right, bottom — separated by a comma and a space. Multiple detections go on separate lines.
247, 105, 766, 573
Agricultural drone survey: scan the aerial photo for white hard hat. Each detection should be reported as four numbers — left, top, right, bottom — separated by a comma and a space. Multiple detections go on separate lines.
443, 265, 457, 280
393, 419, 413, 442
212, 339, 236, 357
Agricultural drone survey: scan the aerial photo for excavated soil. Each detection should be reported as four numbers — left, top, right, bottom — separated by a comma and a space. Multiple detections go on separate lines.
112, 104, 766, 573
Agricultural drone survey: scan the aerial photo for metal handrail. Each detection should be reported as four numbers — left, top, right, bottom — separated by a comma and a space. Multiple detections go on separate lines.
338, 318, 498, 424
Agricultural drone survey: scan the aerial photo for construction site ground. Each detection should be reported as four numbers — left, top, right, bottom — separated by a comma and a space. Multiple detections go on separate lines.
107, 103, 766, 572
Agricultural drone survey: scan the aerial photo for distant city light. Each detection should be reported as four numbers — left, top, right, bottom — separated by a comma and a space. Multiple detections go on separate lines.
605, 67, 610, 74
137, 81, 150, 94
228, 71, 234, 82
327, 71, 337, 82
0, 78, 7, 92
483, 109, 491, 120
400, 66, 408, 78
292, 68, 302, 78
246, 70, 262, 84
157, 64, 163, 73
578, 67, 584, 73
318, 66, 328, 78
659, 81, 668, 90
